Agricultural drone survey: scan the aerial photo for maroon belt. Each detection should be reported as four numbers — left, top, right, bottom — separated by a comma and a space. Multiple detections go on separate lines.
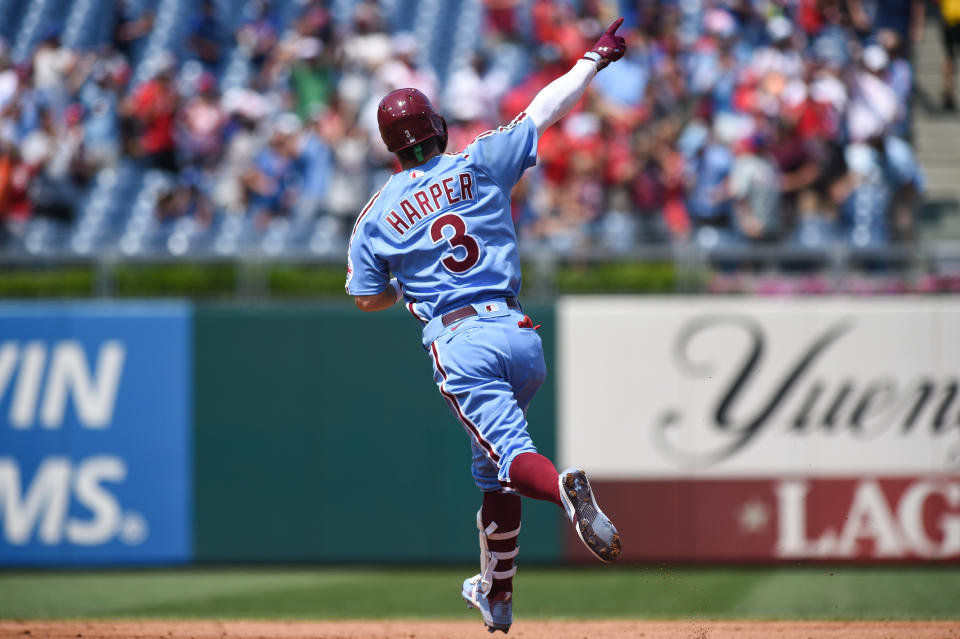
441, 297, 521, 327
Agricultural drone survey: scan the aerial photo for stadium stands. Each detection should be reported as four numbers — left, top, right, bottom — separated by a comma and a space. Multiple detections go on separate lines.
0, 0, 954, 273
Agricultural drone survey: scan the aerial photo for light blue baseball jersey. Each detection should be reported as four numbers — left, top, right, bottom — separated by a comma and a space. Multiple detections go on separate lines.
345, 113, 538, 322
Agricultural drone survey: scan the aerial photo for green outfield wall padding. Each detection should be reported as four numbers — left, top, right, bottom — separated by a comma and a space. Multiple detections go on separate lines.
193, 302, 559, 563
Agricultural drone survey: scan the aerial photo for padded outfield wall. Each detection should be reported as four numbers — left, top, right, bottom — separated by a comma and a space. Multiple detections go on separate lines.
0, 302, 558, 566
191, 303, 559, 563
1, 299, 958, 565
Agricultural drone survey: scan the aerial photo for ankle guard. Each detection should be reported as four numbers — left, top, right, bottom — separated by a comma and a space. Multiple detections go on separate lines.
475, 509, 520, 595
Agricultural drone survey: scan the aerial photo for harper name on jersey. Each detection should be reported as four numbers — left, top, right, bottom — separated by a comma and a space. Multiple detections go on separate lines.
346, 113, 537, 325
383, 171, 476, 240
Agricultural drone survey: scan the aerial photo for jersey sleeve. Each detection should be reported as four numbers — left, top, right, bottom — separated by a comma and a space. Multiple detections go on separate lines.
465, 113, 538, 190
345, 220, 390, 296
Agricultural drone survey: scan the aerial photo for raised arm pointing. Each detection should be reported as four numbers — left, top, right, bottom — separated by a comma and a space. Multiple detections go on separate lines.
525, 17, 627, 136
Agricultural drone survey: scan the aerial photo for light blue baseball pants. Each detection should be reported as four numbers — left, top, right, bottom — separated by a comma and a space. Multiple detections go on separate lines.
427, 308, 547, 492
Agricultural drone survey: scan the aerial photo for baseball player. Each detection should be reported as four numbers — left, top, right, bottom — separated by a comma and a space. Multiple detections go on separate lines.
346, 18, 627, 634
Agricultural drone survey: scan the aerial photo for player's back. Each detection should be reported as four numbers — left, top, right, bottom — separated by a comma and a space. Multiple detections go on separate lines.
346, 114, 539, 322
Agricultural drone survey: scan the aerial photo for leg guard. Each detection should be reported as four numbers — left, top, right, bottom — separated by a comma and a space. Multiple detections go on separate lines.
461, 509, 521, 634
474, 509, 520, 595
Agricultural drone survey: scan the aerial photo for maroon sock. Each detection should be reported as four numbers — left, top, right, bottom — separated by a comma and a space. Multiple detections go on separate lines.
481, 490, 521, 598
508, 452, 562, 506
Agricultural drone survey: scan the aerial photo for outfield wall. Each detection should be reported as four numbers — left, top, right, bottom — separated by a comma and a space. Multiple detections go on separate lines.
1, 299, 957, 566
192, 303, 558, 563
0, 302, 558, 566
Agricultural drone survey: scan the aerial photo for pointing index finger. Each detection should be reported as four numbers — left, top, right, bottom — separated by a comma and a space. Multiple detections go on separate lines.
605, 17, 624, 35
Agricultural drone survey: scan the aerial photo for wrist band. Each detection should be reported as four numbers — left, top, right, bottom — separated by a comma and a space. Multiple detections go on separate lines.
389, 278, 402, 303
582, 51, 601, 64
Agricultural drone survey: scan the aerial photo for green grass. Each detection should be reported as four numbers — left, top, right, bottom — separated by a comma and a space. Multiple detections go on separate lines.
1, 566, 958, 621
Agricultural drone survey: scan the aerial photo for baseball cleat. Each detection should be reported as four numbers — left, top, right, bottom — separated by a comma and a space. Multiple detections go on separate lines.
461, 575, 512, 634
559, 468, 621, 562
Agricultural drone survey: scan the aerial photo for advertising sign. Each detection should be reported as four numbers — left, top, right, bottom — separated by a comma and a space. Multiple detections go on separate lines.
0, 303, 192, 565
558, 297, 960, 562
574, 476, 960, 562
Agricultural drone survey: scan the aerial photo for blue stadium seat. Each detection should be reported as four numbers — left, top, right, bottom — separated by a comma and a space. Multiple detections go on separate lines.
307, 215, 346, 258
0, 0, 31, 44
12, 0, 78, 62
218, 0, 260, 88
443, 0, 482, 85
387, 0, 418, 33
418, 0, 464, 84
68, 160, 146, 254
330, 0, 356, 28
61, 0, 109, 49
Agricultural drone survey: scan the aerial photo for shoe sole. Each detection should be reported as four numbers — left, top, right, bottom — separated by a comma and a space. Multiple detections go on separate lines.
559, 469, 621, 562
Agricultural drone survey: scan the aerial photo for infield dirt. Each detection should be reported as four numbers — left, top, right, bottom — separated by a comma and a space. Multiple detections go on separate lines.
2, 620, 958, 639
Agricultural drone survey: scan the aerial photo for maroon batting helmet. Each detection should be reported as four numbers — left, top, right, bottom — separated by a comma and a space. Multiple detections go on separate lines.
377, 88, 448, 154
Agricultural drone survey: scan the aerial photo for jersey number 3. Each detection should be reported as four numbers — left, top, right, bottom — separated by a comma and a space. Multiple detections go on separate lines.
430, 213, 480, 274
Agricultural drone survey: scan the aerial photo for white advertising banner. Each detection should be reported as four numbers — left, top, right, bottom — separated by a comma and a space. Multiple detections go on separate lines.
558, 297, 960, 479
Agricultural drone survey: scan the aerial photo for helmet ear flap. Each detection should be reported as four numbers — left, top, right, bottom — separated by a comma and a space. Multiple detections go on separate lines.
437, 115, 448, 153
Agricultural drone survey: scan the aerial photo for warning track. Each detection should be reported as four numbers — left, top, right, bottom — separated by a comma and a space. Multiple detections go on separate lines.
2, 620, 958, 639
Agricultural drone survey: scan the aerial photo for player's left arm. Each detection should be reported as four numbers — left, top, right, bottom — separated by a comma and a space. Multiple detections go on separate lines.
525, 17, 626, 137
354, 278, 402, 312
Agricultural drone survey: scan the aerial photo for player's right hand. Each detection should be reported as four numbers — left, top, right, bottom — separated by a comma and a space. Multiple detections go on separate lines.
584, 17, 627, 71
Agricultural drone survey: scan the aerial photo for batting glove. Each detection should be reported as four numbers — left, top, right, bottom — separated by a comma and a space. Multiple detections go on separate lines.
583, 17, 626, 71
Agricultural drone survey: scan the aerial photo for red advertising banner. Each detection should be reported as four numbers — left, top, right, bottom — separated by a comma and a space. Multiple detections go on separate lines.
564, 477, 960, 563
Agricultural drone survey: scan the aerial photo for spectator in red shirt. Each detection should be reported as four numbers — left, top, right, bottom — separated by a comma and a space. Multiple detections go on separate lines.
483, 0, 522, 40
125, 60, 179, 172
0, 143, 32, 224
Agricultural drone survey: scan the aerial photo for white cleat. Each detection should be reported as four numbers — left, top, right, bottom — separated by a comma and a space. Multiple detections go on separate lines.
461, 574, 512, 633
559, 467, 622, 562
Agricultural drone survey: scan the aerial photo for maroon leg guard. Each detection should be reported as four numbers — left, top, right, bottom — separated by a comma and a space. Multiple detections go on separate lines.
481, 490, 521, 598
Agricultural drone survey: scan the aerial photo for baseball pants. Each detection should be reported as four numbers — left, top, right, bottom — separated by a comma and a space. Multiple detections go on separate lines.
428, 309, 547, 492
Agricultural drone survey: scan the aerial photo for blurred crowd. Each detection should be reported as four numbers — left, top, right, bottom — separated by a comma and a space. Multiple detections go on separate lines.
0, 0, 933, 255
504, 0, 927, 253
